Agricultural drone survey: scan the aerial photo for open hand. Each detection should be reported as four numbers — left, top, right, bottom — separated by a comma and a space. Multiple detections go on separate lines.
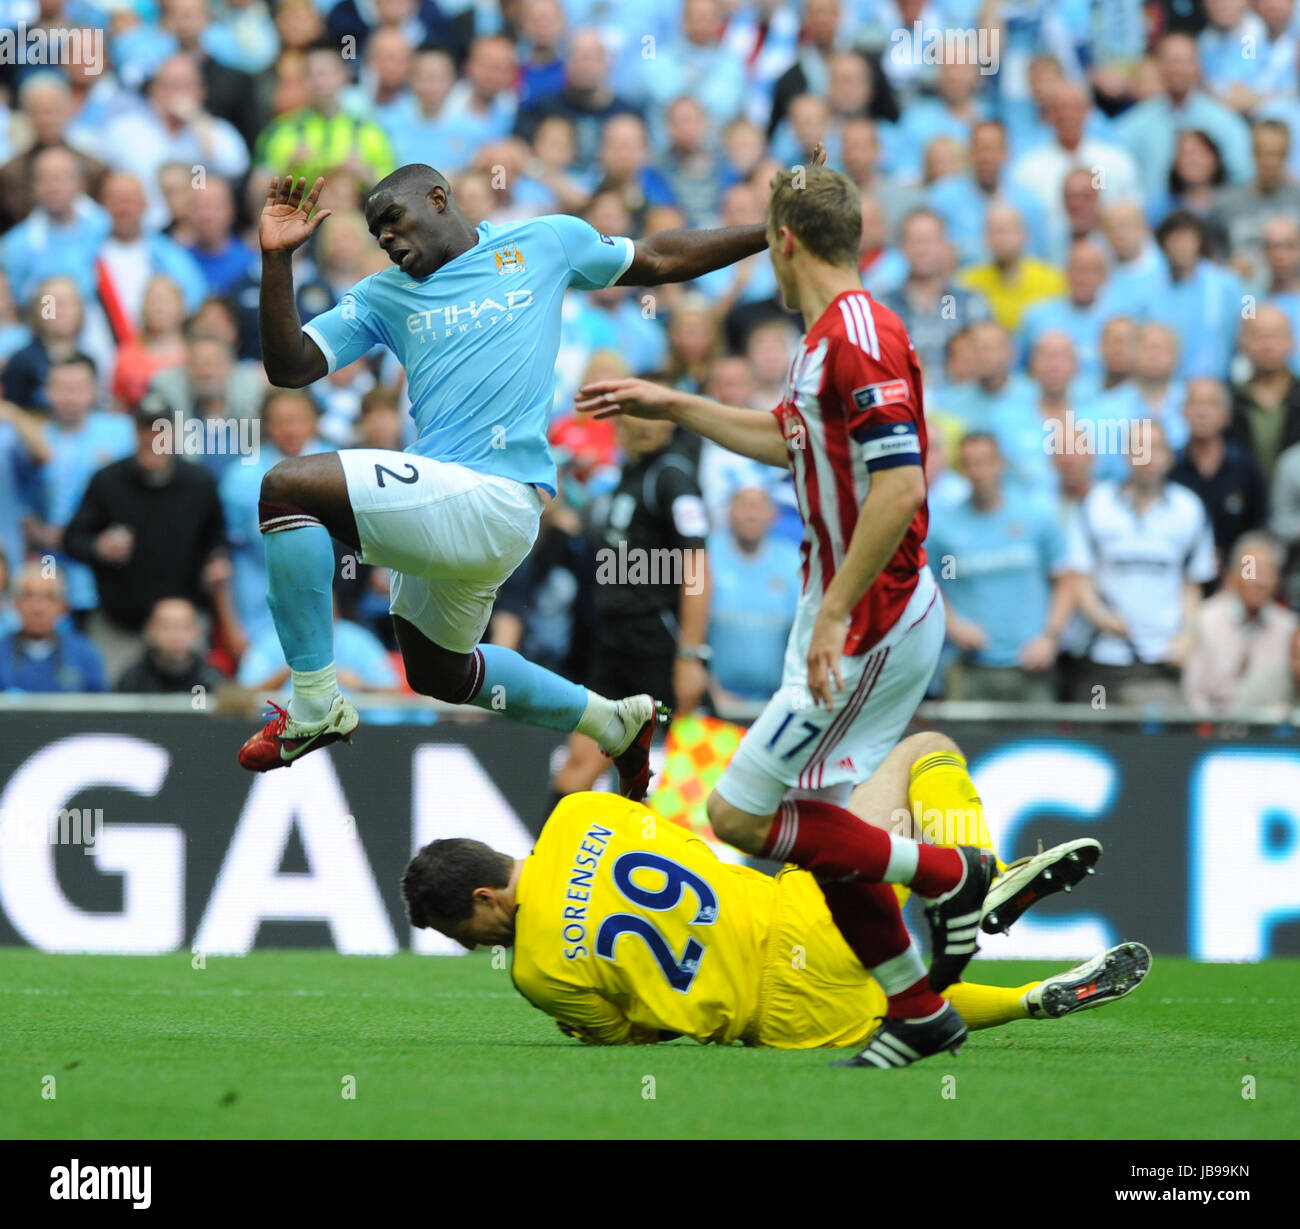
575, 378, 680, 421
260, 175, 332, 254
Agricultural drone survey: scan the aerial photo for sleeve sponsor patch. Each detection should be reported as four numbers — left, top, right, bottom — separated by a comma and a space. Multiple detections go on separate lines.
851, 378, 911, 410
671, 494, 710, 540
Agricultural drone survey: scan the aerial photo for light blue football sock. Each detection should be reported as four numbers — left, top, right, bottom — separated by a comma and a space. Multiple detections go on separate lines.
468, 643, 601, 735
264, 524, 336, 675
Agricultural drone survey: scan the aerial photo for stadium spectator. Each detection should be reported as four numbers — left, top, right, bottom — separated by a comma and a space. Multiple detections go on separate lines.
706, 485, 800, 708
1020, 240, 1112, 380
930, 432, 1071, 703
1099, 199, 1164, 318
1209, 121, 1300, 284
440, 35, 520, 153
181, 178, 256, 297
150, 331, 265, 441
111, 275, 188, 409
768, 0, 843, 138
514, 28, 639, 175
0, 547, 16, 637
220, 387, 330, 645
160, 0, 268, 150
958, 202, 1065, 334
1007, 81, 1140, 235
28, 354, 134, 622
341, 25, 413, 130
516, 0, 567, 110
0, 145, 109, 304
1261, 213, 1300, 349
1066, 420, 1217, 706
105, 53, 250, 232
1230, 304, 1300, 479
1148, 130, 1230, 243
1093, 323, 1188, 462
879, 208, 989, 379
938, 320, 1044, 490
0, 269, 30, 365
636, 0, 745, 133
594, 114, 676, 233
116, 595, 227, 695
326, 0, 462, 60
0, 565, 106, 694
928, 118, 1043, 267
1075, 315, 1140, 403
253, 45, 394, 193
0, 72, 107, 231
0, 393, 51, 577
656, 96, 724, 229
97, 172, 207, 333
1170, 378, 1268, 567
1, 275, 105, 413
1114, 33, 1253, 201
62, 397, 231, 682
205, 0, 281, 76
380, 47, 462, 171
1049, 167, 1108, 268
1183, 532, 1297, 715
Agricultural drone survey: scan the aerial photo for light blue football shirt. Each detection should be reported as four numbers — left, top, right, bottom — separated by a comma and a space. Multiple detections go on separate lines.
302, 215, 635, 494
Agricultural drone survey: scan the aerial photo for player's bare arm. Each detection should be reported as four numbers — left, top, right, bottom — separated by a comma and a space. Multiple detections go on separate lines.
806, 465, 926, 709
258, 175, 332, 388
617, 143, 826, 287
575, 379, 789, 467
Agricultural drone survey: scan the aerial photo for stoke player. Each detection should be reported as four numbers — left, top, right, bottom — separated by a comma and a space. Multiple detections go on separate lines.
577, 166, 1091, 1064
238, 165, 817, 795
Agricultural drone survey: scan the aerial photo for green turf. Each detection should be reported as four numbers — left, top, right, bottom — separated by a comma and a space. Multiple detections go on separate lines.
1, 950, 1297, 1140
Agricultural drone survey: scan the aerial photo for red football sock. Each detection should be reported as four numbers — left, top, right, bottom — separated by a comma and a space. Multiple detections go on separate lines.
821, 880, 947, 1020
760, 798, 964, 896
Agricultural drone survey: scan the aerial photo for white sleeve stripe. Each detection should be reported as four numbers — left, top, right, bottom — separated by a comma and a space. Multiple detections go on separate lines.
839, 298, 860, 349
301, 323, 338, 375
602, 236, 636, 288
850, 293, 880, 360
860, 295, 880, 359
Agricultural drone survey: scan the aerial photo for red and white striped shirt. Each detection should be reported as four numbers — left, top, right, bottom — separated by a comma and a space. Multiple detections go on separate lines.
773, 289, 929, 659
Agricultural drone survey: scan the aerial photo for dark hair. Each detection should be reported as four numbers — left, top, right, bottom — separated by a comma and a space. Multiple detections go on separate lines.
1169, 129, 1226, 195
259, 386, 319, 421
49, 351, 97, 379
960, 430, 1000, 454
401, 839, 513, 930
367, 162, 448, 204
1155, 209, 1207, 256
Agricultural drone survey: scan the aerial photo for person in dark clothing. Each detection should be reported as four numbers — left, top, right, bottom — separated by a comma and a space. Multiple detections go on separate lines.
490, 481, 598, 685
513, 29, 641, 173
552, 416, 711, 797
1228, 305, 1300, 482
1170, 377, 1268, 585
116, 596, 228, 695
62, 396, 234, 683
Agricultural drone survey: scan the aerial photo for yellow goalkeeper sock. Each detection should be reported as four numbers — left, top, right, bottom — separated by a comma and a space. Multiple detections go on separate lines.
943, 980, 1039, 1030
893, 750, 1004, 908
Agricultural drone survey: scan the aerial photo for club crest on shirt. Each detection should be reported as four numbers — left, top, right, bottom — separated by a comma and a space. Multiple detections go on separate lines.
851, 378, 909, 410
494, 246, 526, 275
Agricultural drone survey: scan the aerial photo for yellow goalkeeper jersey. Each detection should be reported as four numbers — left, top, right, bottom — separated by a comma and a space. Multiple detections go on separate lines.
511, 793, 778, 1045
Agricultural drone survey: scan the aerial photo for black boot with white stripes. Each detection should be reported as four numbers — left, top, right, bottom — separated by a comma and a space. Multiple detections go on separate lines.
923, 846, 998, 992
833, 1001, 968, 1069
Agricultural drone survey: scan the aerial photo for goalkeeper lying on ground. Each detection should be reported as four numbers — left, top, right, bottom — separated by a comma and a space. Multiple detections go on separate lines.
401, 732, 1151, 1064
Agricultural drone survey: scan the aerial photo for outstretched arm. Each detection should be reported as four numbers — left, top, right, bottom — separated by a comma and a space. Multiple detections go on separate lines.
618, 223, 768, 286
575, 378, 789, 468
259, 175, 332, 388
618, 142, 826, 286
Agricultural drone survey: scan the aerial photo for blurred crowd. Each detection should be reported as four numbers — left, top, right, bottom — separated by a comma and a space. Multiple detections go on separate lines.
3, 0, 1300, 720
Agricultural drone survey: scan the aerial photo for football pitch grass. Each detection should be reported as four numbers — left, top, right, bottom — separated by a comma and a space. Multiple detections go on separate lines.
2, 950, 1297, 1140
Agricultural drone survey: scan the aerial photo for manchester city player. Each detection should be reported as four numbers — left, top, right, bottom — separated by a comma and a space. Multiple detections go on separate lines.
238, 165, 819, 793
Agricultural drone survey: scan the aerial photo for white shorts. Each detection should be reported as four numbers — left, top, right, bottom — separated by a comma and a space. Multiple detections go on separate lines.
717, 569, 945, 817
338, 448, 543, 654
